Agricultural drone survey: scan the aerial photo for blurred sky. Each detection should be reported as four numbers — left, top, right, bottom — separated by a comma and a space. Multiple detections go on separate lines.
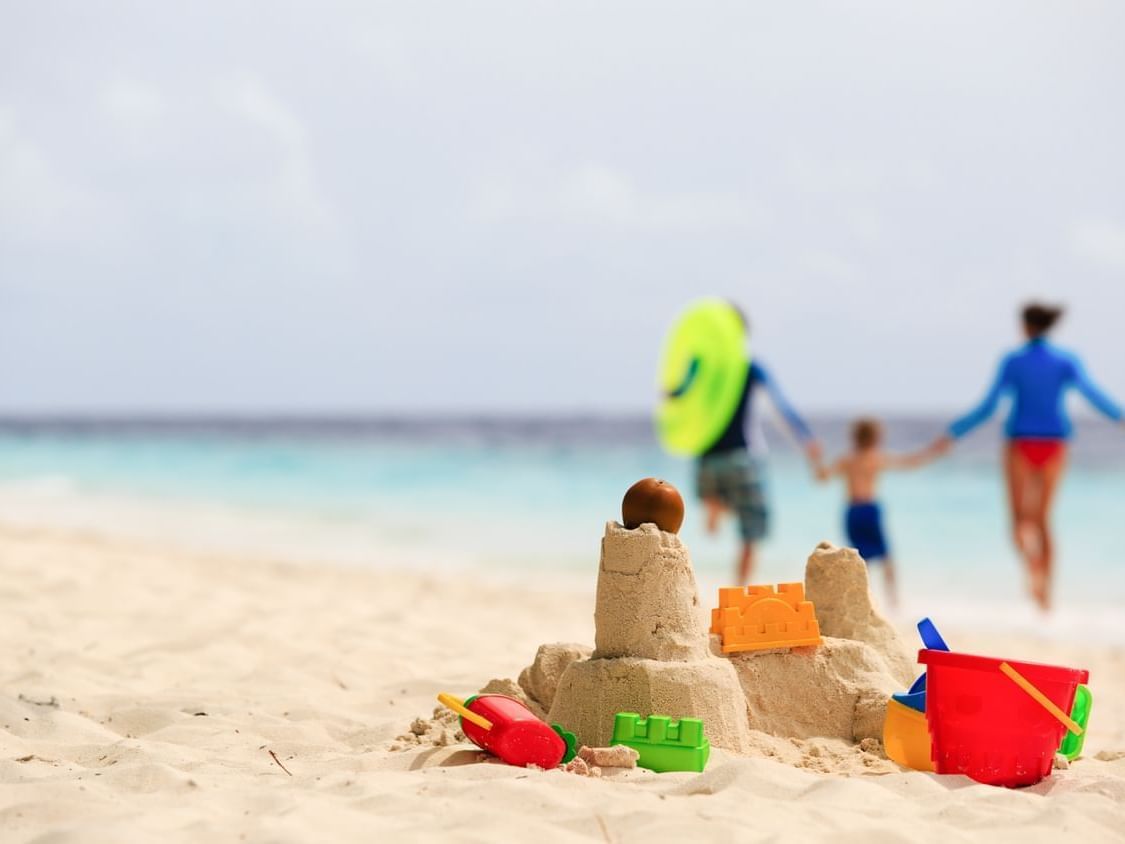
2, 1, 1124, 415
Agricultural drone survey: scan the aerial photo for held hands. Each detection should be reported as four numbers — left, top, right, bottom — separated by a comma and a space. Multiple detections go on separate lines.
927, 435, 953, 459
899, 435, 953, 469
804, 440, 823, 466
804, 440, 831, 481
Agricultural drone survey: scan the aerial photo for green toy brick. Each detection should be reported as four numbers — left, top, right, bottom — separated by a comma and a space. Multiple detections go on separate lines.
611, 712, 710, 773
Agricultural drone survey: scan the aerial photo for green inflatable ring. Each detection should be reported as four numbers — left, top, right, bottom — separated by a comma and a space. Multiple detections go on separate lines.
655, 299, 749, 456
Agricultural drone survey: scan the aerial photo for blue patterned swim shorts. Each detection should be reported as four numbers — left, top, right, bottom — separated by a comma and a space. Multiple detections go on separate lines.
696, 449, 769, 541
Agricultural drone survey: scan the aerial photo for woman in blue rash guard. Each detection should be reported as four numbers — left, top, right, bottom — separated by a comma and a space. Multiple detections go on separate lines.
936, 303, 1124, 610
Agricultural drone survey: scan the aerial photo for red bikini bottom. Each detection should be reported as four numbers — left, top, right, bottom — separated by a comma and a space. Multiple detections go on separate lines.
1012, 438, 1066, 468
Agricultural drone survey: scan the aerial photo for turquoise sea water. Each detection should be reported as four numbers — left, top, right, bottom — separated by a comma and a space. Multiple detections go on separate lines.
1, 416, 1123, 625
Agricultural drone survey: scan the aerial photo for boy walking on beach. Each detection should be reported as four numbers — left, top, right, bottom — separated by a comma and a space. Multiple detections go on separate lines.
814, 419, 943, 607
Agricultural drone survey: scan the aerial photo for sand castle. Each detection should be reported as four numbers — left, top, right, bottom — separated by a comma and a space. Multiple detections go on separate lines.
520, 488, 914, 753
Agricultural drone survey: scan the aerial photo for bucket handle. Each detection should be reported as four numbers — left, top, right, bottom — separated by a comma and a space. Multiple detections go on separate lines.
437, 693, 494, 731
998, 662, 1084, 735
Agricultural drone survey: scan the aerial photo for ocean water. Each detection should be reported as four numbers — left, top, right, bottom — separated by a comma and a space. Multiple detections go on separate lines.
1, 415, 1123, 635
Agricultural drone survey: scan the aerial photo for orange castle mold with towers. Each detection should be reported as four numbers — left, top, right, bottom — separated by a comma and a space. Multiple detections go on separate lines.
710, 582, 823, 654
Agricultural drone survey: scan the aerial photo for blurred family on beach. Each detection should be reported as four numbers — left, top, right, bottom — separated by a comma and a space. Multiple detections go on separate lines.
696, 302, 1123, 612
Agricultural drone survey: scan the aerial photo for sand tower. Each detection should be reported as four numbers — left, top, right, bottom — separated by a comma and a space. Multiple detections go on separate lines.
547, 521, 753, 751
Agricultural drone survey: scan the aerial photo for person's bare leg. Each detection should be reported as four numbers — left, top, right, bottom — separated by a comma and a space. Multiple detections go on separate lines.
882, 558, 899, 610
737, 542, 755, 585
704, 497, 725, 535
1032, 451, 1068, 612
1005, 446, 1031, 558
1024, 472, 1051, 609
1005, 446, 1040, 601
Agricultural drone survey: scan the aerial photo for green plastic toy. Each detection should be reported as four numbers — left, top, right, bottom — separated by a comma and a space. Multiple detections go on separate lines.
655, 299, 749, 457
1058, 684, 1092, 761
551, 723, 578, 764
612, 712, 710, 773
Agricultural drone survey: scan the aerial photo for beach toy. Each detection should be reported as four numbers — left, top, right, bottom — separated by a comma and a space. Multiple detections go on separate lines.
709, 583, 821, 654
655, 299, 749, 456
437, 693, 567, 769
892, 617, 951, 713
917, 617, 949, 652
998, 662, 1084, 735
919, 650, 1089, 787
621, 477, 684, 534
884, 618, 952, 769
612, 712, 710, 773
552, 723, 579, 763
892, 684, 927, 713
883, 698, 935, 772
1058, 685, 1092, 761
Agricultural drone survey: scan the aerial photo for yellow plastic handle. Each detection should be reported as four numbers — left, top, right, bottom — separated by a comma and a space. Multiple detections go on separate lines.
999, 662, 1083, 735
437, 693, 493, 731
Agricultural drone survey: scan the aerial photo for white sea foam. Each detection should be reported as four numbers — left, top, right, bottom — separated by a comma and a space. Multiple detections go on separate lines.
0, 480, 472, 570
0, 417, 1122, 633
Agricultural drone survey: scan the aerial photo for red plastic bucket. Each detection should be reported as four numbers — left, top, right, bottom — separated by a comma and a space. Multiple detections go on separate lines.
919, 649, 1088, 787
460, 694, 565, 769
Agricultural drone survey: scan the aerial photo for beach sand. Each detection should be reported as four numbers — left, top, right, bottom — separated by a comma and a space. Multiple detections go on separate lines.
1, 523, 1124, 842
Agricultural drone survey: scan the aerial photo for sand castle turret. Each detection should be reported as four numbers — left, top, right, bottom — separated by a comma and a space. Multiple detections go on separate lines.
804, 542, 914, 687
547, 518, 753, 752
591, 522, 710, 662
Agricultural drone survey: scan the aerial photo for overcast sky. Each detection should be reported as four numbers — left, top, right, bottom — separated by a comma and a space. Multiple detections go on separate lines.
2, 1, 1124, 414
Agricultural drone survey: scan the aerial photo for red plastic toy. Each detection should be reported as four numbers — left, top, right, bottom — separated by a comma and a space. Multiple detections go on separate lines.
437, 692, 566, 769
919, 649, 1088, 787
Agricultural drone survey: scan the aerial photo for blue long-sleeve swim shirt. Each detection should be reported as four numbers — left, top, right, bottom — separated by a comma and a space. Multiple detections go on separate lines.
948, 338, 1122, 440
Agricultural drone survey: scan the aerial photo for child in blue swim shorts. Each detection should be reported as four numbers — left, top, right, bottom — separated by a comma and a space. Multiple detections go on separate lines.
814, 419, 942, 608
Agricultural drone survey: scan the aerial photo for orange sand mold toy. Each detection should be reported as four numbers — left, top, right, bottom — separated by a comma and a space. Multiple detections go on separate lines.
710, 582, 822, 654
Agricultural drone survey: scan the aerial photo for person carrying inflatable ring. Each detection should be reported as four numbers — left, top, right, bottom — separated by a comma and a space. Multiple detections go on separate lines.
657, 299, 822, 584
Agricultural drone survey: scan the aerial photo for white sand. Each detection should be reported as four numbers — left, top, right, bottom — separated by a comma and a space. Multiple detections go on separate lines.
2, 523, 1124, 843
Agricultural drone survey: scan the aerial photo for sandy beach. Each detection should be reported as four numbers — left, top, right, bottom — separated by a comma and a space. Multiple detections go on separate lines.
1, 522, 1123, 843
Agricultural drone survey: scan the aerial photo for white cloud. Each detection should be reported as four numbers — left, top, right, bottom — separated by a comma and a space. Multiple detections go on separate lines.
0, 108, 117, 246
847, 208, 884, 245
785, 156, 883, 194
797, 252, 861, 283
473, 163, 764, 234
348, 25, 415, 87
784, 156, 940, 195
1070, 217, 1125, 273
469, 178, 519, 222
215, 73, 338, 233
101, 78, 166, 125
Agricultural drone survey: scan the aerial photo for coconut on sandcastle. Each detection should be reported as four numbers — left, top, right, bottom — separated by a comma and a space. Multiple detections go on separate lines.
545, 479, 753, 751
